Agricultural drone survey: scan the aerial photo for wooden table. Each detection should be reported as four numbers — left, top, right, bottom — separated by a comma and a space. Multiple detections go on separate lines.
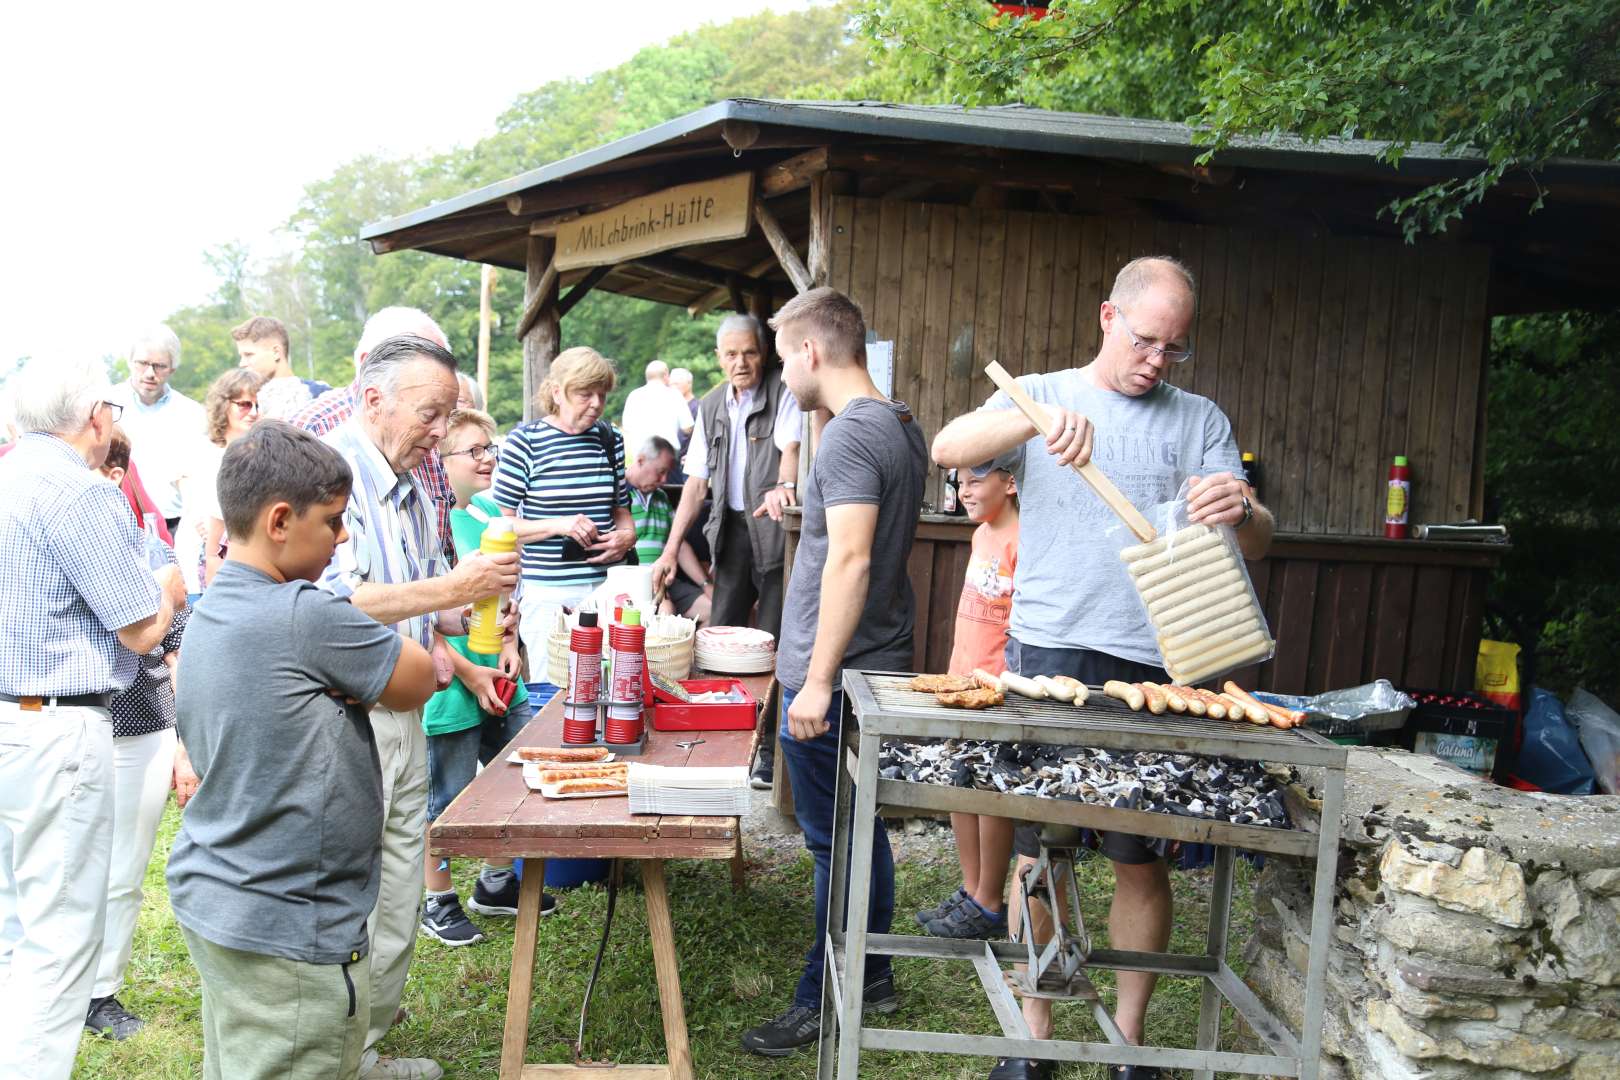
430, 673, 771, 1080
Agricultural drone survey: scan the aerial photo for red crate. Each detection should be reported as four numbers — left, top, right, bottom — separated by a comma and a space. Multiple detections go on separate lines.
651, 679, 758, 732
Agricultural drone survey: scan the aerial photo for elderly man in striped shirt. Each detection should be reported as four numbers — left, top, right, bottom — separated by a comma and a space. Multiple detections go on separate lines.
318, 334, 520, 1080
0, 357, 187, 1080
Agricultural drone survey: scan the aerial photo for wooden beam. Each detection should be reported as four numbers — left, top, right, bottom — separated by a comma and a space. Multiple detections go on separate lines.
514, 259, 558, 341
758, 147, 830, 198
722, 120, 761, 151
506, 174, 668, 217
881, 178, 939, 202
476, 264, 495, 407
723, 120, 827, 153
726, 277, 746, 314
370, 209, 524, 254
555, 264, 613, 318
525, 209, 582, 236
687, 255, 779, 318
522, 235, 559, 424
753, 201, 812, 294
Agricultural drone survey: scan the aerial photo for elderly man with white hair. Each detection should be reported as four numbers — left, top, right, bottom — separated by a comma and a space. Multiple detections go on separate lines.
293, 306, 459, 561
619, 358, 692, 461
106, 325, 206, 534
0, 356, 187, 1080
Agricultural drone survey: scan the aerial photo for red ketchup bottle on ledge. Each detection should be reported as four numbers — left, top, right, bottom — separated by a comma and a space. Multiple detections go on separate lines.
605, 606, 646, 745
563, 608, 602, 744
1385, 455, 1411, 539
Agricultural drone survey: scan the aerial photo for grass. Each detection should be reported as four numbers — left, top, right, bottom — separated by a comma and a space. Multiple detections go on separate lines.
76, 806, 1257, 1079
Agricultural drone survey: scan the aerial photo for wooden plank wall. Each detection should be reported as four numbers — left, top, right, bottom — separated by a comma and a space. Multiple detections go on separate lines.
825, 197, 1492, 537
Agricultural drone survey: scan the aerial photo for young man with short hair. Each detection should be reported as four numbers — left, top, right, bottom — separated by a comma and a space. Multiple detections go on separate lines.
167, 420, 436, 1080
741, 287, 927, 1057
232, 315, 330, 420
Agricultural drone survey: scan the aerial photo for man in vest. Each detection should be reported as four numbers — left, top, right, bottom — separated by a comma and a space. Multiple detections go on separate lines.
651, 314, 803, 785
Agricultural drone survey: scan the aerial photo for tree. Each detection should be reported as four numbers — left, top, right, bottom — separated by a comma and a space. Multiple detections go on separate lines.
857, 0, 1620, 238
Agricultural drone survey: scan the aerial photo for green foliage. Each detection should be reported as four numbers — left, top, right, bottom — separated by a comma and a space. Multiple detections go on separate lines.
159, 2, 869, 431
1483, 312, 1620, 700
857, 0, 1620, 238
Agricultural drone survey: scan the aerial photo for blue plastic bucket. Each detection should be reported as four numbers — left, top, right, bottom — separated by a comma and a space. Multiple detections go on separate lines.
515, 856, 610, 889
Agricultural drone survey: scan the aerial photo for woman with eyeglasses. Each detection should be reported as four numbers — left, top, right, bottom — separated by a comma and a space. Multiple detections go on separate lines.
175, 369, 264, 596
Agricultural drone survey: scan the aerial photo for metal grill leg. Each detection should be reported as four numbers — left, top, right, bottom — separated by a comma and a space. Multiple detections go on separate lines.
1298, 767, 1346, 1080
1193, 845, 1236, 1080
818, 705, 855, 1079
834, 727, 882, 1079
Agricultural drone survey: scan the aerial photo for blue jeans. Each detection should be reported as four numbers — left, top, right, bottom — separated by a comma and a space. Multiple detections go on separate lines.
779, 686, 894, 1009
425, 697, 534, 822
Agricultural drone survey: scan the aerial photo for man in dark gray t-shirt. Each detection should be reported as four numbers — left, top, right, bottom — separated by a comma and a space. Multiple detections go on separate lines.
741, 288, 926, 1059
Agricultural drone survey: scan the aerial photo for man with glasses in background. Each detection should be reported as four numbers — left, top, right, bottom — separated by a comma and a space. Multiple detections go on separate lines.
932, 256, 1272, 1080
108, 325, 206, 535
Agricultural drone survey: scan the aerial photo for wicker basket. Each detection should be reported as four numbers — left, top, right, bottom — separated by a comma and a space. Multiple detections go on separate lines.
544, 613, 695, 687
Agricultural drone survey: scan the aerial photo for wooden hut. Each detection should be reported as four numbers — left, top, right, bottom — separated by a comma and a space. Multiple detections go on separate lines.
361, 99, 1620, 694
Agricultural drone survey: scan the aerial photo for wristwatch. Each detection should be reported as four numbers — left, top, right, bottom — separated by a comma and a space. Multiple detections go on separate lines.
1237, 495, 1254, 529
778, 481, 797, 491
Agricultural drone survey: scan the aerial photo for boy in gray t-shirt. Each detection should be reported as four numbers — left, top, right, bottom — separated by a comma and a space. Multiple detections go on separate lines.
167, 421, 435, 1080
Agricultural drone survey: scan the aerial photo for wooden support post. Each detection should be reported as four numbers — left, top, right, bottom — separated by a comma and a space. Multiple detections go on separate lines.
753, 201, 812, 294
477, 264, 495, 407
688, 256, 777, 318
758, 146, 830, 198
522, 235, 559, 424
498, 859, 546, 1080
749, 282, 774, 366
643, 860, 694, 1080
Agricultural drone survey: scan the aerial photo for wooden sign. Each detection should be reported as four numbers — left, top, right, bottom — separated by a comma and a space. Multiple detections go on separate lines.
554, 172, 755, 272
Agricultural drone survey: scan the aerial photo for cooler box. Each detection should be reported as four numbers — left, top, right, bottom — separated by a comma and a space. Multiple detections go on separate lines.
651, 678, 757, 732
1401, 688, 1513, 778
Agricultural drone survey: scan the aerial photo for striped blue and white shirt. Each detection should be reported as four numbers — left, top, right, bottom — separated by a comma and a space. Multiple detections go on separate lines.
0, 433, 161, 696
492, 419, 629, 591
319, 419, 449, 651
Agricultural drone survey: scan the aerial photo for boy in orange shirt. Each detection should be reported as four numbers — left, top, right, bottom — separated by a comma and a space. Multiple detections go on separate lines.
917, 461, 1018, 939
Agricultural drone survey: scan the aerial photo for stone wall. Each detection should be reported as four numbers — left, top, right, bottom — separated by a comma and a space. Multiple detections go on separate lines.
1244, 748, 1620, 1079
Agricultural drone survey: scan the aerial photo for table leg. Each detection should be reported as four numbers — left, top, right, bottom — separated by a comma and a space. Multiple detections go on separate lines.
834, 726, 881, 1079
643, 859, 695, 1080
730, 836, 747, 893
500, 859, 546, 1080
1192, 845, 1235, 1080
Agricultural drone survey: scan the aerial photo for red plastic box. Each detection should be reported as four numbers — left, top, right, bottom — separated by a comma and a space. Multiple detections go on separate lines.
650, 678, 757, 732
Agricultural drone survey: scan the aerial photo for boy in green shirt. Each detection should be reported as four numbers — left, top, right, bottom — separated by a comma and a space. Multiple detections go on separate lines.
419, 409, 553, 946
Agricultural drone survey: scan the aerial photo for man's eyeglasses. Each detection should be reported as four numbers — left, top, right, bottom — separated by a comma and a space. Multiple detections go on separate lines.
1113, 307, 1193, 364
131, 359, 173, 374
98, 401, 124, 423
442, 443, 499, 462
229, 398, 259, 414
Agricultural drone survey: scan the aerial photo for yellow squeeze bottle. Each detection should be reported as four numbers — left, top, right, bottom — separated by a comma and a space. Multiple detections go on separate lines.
466, 518, 516, 654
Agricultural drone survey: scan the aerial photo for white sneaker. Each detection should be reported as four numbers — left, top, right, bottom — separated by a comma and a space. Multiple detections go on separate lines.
360, 1049, 445, 1079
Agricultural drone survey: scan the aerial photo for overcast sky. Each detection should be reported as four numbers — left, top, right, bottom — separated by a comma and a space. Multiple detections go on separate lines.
0, 1, 803, 365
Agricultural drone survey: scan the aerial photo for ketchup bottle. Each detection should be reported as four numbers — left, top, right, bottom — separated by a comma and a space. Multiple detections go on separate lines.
1385, 455, 1411, 539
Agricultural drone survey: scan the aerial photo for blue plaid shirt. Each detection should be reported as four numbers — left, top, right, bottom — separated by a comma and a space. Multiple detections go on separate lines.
0, 434, 162, 695
318, 419, 449, 651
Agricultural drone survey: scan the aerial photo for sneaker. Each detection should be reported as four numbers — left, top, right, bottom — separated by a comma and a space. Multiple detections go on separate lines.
360, 1051, 445, 1079
740, 977, 899, 1056
749, 742, 775, 790
922, 895, 1008, 940
419, 893, 484, 946
989, 1058, 1056, 1080
85, 995, 144, 1040
466, 872, 558, 918
915, 885, 969, 927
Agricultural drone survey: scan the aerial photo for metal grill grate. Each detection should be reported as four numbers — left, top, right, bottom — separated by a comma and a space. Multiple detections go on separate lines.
852, 672, 1345, 768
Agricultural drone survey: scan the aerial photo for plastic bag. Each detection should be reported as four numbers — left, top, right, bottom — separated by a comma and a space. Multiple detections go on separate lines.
1508, 688, 1597, 795
1113, 479, 1274, 686
1476, 640, 1522, 712
1566, 688, 1620, 796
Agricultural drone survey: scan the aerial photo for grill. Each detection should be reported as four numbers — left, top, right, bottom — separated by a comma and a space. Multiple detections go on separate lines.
818, 669, 1349, 1080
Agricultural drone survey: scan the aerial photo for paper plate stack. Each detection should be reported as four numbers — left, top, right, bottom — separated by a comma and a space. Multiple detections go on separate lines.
694, 625, 775, 674
627, 763, 751, 816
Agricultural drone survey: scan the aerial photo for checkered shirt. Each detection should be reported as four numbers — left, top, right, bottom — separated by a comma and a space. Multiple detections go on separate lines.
0, 434, 162, 695
318, 419, 450, 651
292, 381, 457, 563
108, 533, 188, 737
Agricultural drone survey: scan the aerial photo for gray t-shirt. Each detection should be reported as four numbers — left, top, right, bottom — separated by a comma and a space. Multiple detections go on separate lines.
777, 397, 927, 692
167, 561, 402, 965
987, 369, 1243, 666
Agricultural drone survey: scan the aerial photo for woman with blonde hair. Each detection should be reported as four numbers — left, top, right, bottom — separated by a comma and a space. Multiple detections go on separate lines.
176, 368, 263, 594
491, 346, 636, 672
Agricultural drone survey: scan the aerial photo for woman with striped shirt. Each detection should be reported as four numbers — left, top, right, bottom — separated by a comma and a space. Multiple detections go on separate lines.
493, 347, 635, 666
